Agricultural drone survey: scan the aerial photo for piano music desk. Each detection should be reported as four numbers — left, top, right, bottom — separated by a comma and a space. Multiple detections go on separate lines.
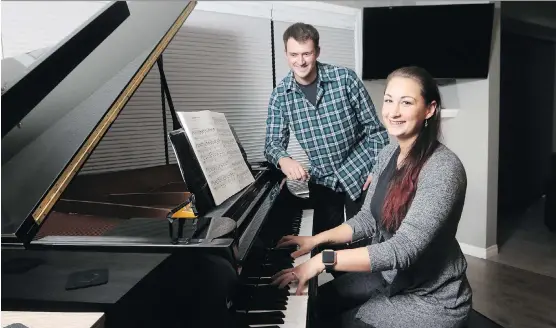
1, 311, 105, 328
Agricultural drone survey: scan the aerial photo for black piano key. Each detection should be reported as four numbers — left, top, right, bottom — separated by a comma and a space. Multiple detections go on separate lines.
236, 311, 285, 325
252, 277, 273, 284
241, 277, 272, 285
262, 261, 293, 269
239, 285, 290, 296
236, 296, 288, 307
234, 301, 287, 311
267, 246, 298, 253
236, 323, 281, 328
241, 266, 284, 278
236, 290, 289, 301
232, 203, 309, 325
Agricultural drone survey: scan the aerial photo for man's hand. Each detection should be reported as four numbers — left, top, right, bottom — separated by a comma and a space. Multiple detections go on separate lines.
363, 174, 372, 191
278, 157, 309, 181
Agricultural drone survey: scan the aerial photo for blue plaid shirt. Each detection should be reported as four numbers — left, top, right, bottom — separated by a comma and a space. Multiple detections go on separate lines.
264, 62, 389, 201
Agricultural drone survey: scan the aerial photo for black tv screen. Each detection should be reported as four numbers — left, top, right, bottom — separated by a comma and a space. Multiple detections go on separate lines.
362, 3, 495, 80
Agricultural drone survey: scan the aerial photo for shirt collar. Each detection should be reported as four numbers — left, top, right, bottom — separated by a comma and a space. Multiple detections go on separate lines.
285, 61, 332, 91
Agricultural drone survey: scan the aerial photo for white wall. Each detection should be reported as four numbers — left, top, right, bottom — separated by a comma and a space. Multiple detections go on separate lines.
360, 2, 501, 257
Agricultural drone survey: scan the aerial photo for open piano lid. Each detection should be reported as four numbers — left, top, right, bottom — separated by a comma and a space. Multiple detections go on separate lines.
1, 1, 197, 245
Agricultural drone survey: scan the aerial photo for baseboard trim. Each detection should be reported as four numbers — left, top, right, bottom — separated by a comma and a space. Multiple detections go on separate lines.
459, 242, 499, 259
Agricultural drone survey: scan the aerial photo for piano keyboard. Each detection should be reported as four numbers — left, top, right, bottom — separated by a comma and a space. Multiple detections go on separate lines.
234, 209, 314, 328
288, 209, 314, 295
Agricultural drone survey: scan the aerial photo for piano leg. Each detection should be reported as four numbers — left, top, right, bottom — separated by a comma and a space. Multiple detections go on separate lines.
232, 205, 315, 328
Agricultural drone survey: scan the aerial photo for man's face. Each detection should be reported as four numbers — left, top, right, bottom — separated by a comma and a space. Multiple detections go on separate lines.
285, 37, 319, 80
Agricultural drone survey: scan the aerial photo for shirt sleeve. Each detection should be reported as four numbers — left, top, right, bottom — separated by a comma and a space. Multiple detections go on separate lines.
365, 153, 467, 272
264, 88, 291, 166
346, 69, 389, 172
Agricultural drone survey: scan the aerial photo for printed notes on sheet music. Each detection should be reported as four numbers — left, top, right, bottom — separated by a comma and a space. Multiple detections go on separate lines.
176, 110, 254, 205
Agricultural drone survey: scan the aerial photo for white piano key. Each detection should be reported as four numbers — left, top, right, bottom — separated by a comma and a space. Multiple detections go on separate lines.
253, 210, 315, 296
248, 296, 309, 328
287, 209, 313, 295
298, 209, 313, 237
245, 210, 314, 328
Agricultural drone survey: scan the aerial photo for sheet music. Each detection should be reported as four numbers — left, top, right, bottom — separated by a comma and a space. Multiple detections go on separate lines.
177, 110, 254, 205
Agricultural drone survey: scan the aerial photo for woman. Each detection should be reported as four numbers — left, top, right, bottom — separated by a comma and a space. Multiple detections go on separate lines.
271, 66, 472, 328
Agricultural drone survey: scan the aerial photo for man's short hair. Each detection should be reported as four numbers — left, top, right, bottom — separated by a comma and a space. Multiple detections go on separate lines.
282, 22, 320, 51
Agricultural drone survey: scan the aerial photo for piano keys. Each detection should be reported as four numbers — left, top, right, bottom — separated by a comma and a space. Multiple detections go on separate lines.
232, 185, 316, 328
235, 211, 315, 328
2, 1, 317, 327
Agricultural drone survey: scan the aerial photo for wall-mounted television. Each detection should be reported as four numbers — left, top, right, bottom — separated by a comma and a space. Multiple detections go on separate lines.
362, 3, 495, 80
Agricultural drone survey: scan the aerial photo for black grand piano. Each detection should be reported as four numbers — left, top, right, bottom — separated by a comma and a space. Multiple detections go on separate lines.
1, 2, 316, 327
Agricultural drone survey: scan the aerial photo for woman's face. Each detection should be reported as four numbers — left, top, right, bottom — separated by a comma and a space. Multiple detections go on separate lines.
382, 76, 436, 141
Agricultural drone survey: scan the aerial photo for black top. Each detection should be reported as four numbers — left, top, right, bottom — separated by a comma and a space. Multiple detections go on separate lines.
370, 146, 400, 226
297, 76, 318, 107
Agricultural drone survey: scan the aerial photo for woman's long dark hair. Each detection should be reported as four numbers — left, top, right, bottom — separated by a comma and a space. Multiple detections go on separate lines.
382, 66, 442, 232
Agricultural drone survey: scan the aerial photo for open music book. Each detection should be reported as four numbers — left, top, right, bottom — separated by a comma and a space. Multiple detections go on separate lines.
176, 110, 254, 205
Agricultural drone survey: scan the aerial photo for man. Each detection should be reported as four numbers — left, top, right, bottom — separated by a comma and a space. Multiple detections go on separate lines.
264, 22, 388, 236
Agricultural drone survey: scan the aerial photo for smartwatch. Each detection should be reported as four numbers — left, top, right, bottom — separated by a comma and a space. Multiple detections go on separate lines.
321, 249, 337, 273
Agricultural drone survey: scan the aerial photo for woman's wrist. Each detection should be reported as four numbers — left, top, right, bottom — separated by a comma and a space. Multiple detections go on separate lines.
312, 234, 326, 248
314, 252, 326, 273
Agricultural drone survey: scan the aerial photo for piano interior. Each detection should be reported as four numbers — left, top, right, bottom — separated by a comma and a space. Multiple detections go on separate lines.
38, 163, 188, 240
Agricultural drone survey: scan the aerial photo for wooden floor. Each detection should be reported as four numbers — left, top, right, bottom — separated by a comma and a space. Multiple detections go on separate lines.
467, 197, 556, 328
466, 255, 556, 328
491, 197, 556, 279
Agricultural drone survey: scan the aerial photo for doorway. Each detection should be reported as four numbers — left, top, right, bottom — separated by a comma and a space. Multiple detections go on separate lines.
496, 18, 556, 277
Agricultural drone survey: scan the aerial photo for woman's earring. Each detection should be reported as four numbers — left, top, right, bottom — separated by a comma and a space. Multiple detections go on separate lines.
425, 119, 428, 128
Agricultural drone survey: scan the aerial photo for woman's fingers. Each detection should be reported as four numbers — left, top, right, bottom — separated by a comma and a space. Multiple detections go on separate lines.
276, 235, 297, 247
271, 270, 297, 289
271, 272, 293, 289
270, 269, 308, 295
271, 267, 293, 281
279, 272, 296, 289
277, 235, 294, 243
295, 278, 307, 295
291, 248, 308, 259
277, 239, 297, 248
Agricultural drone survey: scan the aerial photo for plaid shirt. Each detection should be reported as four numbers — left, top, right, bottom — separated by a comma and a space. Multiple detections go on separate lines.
264, 62, 389, 201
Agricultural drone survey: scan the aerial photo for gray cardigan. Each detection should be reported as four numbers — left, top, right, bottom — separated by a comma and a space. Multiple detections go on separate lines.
345, 143, 472, 328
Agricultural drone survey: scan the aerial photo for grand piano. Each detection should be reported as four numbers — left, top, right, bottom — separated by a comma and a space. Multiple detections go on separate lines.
1, 2, 316, 327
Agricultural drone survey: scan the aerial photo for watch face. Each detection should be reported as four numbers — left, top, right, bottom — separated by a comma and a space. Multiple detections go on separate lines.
322, 251, 335, 264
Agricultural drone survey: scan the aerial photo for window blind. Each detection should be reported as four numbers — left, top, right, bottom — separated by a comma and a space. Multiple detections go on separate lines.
162, 9, 274, 164
82, 8, 274, 174
272, 22, 356, 169
80, 65, 168, 174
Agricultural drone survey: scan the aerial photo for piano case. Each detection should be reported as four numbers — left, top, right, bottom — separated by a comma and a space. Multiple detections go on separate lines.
0, 0, 240, 255
0, 2, 310, 327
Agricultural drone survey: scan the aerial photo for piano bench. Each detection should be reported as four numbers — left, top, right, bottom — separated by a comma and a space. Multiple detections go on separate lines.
464, 310, 504, 328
